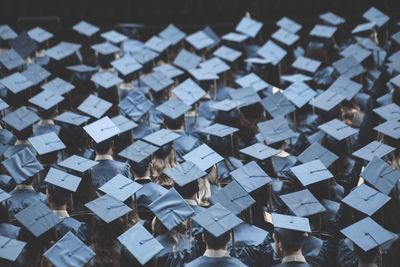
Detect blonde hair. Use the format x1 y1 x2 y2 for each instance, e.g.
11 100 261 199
151 217 188 252
151 147 177 187
196 165 219 206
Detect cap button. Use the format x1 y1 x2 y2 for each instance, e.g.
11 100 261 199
214 217 219 222
107 206 111 210
68 252 72 257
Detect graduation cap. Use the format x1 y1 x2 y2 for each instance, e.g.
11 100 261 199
257 40 287 66
156 99 191 120
119 91 153 122
21 64 51 86
185 30 214 51
83 116 120 144
340 44 371 64
173 78 206 106
290 159 333 186
310 91 346 112
111 56 142 77
78 94 112 119
28 132 65 155
67 64 98 81
2 106 39 132
283 82 317 108
340 217 393 252
199 57 230 75
0 49 25 71
0 25 17 40
373 103 400 121
221 32 249 43
229 86 261 107
44 232 95 267
15 200 61 237
277 17 302 33
352 141 395 162
57 155 98 173
297 143 338 168
272 213 311 233
363 7 390 28
188 68 219 82
262 92 296 118
164 161 207 187
159 24 186 45
118 140 158 163
73 21 99 37
183 144 223 171
342 184 390 216
85 194 132 223
292 56 321 74
235 16 263 38
131 48 159 65
239 142 279 161
118 223 164 266
333 56 365 79
28 27 53 43
0 188 11 203
392 31 400 45
144 36 171 53
319 12 345 26
54 111 90 126
91 42 120 55
272 28 299 47
192 203 243 237
0 98 9 111
142 71 174 92
143 129 181 147
280 189 326 217
153 63 184 79
149 188 194 230
10 31 38 59
46 42 81 61
326 76 362 101
111 115 138 134
1 72 33 94
309 24 337 39
352 22 377 35
101 30 128 44
0 236 26 262
213 46 242 63
42 77 75 95
28 90 64 111
99 174 142 202
230 161 272 193
318 119 358 141
201 123 238 138
210 99 243 112
235 73 268 92
44 167 82 192
374 120 400 139
257 117 296 145
173 49 201 71
91 71 123 89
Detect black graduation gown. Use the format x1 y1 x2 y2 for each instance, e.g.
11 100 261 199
90 159 132 188
273 263 312 267
185 256 248 267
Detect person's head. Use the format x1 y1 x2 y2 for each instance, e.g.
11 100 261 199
131 157 152 178
203 230 231 250
174 180 200 200
38 106 58 120
269 140 286 151
46 185 71 208
151 217 187 246
13 126 33 141
354 245 379 265
92 138 114 155
273 229 305 258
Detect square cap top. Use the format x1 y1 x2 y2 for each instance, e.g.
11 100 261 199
58 155 99 173
272 28 299 46
173 78 206 106
183 144 223 171
21 64 51 86
143 129 181 147
46 42 81 61
297 142 338 168
119 91 153 122
44 232 95 267
2 106 39 132
280 189 326 217
319 12 345 26
236 73 268 92
142 71 174 92
281 74 312 83
0 49 25 71
326 76 362 101
192 203 243 237
342 184 390 216
210 181 255 215
91 42 120 55
231 161 272 193
163 161 207 187
363 7 390 28
201 123 239 138
310 24 337 39
0 25 17 40
210 99 243 112
15 200 61 237
54 111 90 126
185 30 214 50
373 103 400 121
239 142 279 161
235 16 263 38
0 236 26 262
390 74 400 88
156 99 191 120
272 213 311 232
91 71 123 89
261 92 296 118
0 188 11 203
28 132 66 155
28 27 53 43
42 77 75 95
213 45 242 63
153 63 184 79
202 26 220 47
310 90 346 112
199 57 230 75
1 72 33 94
391 31 400 45
118 140 158 163
101 30 128 44
83 116 120 144
188 68 219 82
130 48 159 65
283 82 317 108
111 56 142 76
159 24 186 45
292 56 321 74
10 32 38 59
318 119 358 141
29 90 64 110
149 188 194 230
85 194 132 223
78 94 112 119
333 56 365 79
118 223 164 265
290 159 333 186
144 36 171 53
0 98 9 111
352 22 377 34
229 86 261 107
173 49 201 71
374 120 400 139
341 217 393 251
277 17 302 33
99 174 143 202
257 40 287 66
257 117 296 144
73 21 99 37
222 32 249 43
352 141 395 162
111 115 138 134
44 167 81 192
340 44 371 63
361 156 400 195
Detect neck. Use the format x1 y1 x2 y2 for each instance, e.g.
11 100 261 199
15 184 34 190
204 246 229 258
38 119 55 125
15 139 30 145
95 153 113 160
283 249 303 258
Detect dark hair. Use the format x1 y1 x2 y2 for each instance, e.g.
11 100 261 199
164 116 185 130
93 138 114 154
14 125 33 141
174 180 199 199
203 230 230 250
38 106 57 120
47 185 71 206
354 245 379 264
273 229 304 252
131 157 152 177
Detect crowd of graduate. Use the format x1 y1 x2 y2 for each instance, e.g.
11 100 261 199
0 4 400 267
